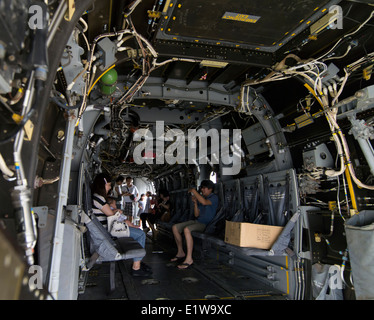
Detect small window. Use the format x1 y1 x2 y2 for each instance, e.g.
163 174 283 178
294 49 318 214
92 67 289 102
209 171 217 184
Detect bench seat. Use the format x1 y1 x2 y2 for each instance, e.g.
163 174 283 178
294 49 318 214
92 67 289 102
82 212 146 293
96 237 146 263
191 231 286 257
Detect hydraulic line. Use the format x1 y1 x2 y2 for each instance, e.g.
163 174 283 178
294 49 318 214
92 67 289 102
11 71 38 266
344 165 358 213
87 64 116 96
303 75 374 191
11 2 49 265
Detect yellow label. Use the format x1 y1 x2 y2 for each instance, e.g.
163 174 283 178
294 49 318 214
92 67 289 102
222 12 260 24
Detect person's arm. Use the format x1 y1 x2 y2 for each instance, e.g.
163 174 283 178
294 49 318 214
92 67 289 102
191 195 200 218
134 187 139 200
123 187 132 196
115 185 122 196
159 201 170 211
188 188 212 206
101 203 116 217
117 185 129 197
94 195 117 216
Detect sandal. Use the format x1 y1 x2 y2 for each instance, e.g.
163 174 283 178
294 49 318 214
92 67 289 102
170 255 185 262
177 262 193 269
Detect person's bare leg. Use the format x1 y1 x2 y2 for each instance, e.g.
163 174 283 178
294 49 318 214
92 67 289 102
171 224 185 260
178 227 193 268
132 260 141 270
147 218 158 240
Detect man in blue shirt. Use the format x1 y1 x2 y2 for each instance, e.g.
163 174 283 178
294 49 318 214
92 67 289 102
171 180 218 269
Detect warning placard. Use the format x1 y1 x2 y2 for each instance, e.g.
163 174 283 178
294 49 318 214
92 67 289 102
222 12 261 24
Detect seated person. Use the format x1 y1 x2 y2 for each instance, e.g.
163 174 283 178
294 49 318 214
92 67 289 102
91 173 151 276
171 180 218 269
146 190 171 240
159 190 172 222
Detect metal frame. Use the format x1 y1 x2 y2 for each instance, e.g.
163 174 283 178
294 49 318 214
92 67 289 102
155 0 342 54
47 109 78 299
130 77 293 173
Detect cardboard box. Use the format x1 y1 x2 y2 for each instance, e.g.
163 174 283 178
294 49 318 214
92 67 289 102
224 221 284 249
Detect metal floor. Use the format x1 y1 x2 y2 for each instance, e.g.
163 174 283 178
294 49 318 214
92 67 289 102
78 233 287 301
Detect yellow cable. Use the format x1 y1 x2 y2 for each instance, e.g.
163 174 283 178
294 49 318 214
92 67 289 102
87 64 116 96
303 83 323 107
303 82 360 211
345 164 358 214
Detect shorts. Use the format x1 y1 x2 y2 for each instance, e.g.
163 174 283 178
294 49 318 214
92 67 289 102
174 220 206 233
124 202 134 216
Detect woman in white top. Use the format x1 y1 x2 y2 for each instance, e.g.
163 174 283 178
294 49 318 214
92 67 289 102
137 194 147 228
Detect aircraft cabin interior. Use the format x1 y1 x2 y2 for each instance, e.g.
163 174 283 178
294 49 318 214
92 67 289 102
1 0 374 303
